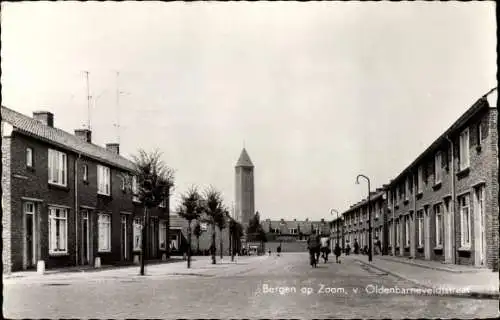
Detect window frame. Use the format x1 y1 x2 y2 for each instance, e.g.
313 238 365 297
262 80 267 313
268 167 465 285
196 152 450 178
132 176 140 202
405 216 410 247
83 164 88 182
417 210 424 247
97 165 111 196
434 151 442 184
98 213 112 252
48 149 68 187
434 204 443 247
459 194 471 248
417 166 423 193
48 206 68 255
26 147 33 168
459 128 470 170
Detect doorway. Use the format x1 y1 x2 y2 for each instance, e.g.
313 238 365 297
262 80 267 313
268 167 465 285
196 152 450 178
24 202 36 269
81 210 90 265
474 185 486 267
121 215 128 261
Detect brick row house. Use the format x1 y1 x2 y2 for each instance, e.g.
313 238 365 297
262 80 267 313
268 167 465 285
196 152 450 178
1 106 171 273
342 189 388 254
341 88 498 271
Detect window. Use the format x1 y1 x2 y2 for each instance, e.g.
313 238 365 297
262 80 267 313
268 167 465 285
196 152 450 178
49 207 68 254
24 202 35 214
477 121 483 144
405 216 410 247
435 204 443 247
388 222 393 246
98 214 111 252
434 152 442 184
405 178 410 200
121 176 126 191
26 148 33 167
459 128 470 170
132 176 139 202
417 166 423 193
133 218 142 251
417 210 424 247
48 149 67 186
159 221 167 250
395 220 400 247
289 228 298 234
97 165 111 195
459 194 471 248
83 164 88 182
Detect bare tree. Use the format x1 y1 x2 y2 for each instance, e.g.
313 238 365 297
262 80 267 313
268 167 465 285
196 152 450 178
131 149 175 276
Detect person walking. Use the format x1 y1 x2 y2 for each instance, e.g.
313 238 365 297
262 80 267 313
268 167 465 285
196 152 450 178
277 245 282 257
307 230 321 267
354 239 360 255
334 243 342 263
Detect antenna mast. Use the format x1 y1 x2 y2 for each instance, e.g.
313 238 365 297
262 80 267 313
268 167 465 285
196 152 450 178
84 71 92 130
115 71 121 144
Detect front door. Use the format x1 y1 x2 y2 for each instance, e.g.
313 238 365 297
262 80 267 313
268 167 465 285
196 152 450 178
81 211 90 265
121 215 128 261
24 202 36 269
474 186 486 267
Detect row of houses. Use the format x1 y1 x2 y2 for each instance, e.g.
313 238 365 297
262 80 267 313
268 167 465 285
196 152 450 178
1 106 181 273
332 88 498 271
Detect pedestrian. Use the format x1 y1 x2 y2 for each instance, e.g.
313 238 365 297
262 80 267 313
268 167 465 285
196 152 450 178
376 238 382 255
268 249 272 256
334 243 342 263
277 245 281 257
346 243 351 256
307 230 321 267
354 239 359 254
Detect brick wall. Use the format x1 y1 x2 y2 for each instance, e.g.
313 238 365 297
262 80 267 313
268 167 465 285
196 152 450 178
2 137 12 273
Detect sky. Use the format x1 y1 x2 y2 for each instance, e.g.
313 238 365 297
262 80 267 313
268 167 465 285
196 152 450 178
1 2 496 221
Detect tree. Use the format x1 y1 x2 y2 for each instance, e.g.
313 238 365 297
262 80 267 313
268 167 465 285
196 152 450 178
177 186 203 268
229 218 244 260
202 186 225 264
193 221 202 255
132 149 175 276
215 210 228 260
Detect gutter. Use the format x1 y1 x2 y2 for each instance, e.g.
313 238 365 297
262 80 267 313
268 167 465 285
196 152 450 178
445 136 456 265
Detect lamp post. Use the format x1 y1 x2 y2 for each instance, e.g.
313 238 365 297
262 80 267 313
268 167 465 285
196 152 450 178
356 174 372 262
330 209 340 247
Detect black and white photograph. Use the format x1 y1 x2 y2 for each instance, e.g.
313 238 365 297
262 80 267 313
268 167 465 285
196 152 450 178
1 1 498 319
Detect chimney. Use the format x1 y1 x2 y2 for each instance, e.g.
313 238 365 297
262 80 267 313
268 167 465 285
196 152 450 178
106 143 120 155
33 111 54 127
74 129 92 143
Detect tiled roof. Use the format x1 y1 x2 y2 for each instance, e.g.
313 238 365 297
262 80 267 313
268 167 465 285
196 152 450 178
342 190 385 215
235 148 253 167
1 106 135 171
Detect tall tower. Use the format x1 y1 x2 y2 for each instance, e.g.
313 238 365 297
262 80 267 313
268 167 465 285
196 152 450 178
235 148 255 230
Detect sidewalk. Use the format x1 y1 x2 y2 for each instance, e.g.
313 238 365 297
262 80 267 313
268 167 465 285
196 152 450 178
352 254 499 300
3 255 268 283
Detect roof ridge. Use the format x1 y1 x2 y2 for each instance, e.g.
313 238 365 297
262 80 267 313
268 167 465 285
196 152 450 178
1 105 135 171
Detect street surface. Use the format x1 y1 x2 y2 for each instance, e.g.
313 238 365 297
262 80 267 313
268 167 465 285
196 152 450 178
4 253 499 319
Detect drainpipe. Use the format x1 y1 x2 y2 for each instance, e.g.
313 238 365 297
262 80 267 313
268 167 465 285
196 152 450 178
445 135 456 265
390 188 395 256
412 169 417 259
75 153 81 266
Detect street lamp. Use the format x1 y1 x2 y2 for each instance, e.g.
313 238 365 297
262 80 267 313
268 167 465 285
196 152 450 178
356 174 373 262
330 209 340 247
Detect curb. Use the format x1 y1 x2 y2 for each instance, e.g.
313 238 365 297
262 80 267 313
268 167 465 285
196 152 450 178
378 256 489 274
354 258 499 300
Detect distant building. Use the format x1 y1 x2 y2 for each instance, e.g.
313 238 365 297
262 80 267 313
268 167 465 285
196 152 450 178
234 148 254 230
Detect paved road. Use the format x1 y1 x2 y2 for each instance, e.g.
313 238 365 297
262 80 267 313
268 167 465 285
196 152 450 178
4 253 499 319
